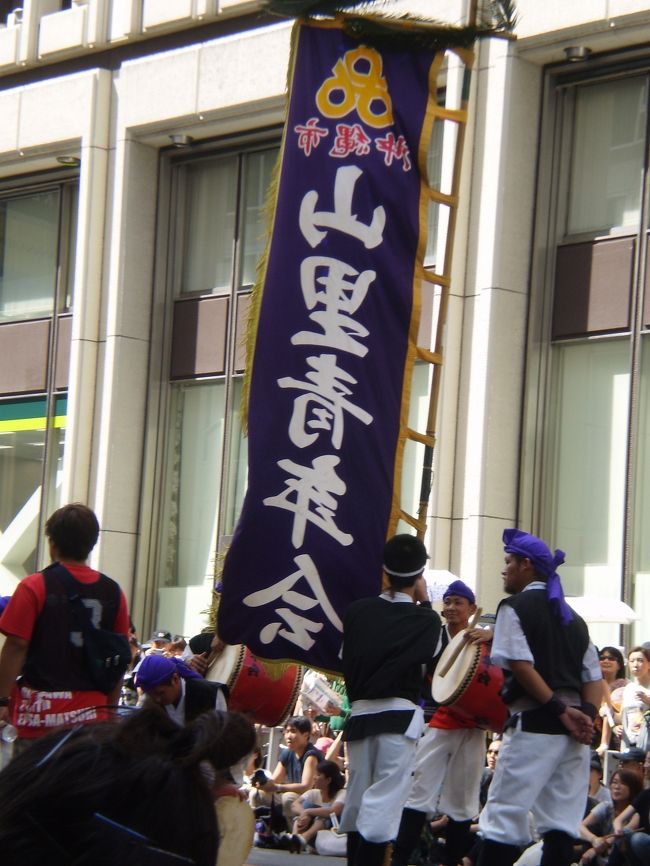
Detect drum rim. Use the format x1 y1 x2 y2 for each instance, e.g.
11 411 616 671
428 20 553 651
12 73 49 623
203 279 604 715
431 638 482 706
436 651 480 705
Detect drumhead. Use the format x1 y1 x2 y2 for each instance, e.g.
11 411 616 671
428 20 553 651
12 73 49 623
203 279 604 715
205 643 243 686
432 630 481 705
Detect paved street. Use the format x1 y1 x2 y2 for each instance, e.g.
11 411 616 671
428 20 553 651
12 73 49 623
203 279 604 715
245 845 346 865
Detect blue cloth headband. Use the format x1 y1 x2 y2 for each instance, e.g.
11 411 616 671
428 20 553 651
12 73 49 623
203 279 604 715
503 528 573 625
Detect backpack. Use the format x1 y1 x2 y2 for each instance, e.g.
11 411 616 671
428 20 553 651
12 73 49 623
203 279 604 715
54 564 131 694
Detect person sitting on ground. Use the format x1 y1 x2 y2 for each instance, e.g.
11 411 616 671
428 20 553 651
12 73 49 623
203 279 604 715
612 758 650 866
254 715 323 829
578 768 642 863
587 753 613 808
0 705 255 866
291 759 346 852
611 748 647 781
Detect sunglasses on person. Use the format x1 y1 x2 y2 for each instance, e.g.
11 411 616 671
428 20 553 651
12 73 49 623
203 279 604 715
599 655 617 661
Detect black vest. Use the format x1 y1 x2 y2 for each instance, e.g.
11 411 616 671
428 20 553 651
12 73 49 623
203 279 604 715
499 587 589 705
183 677 228 723
23 563 122 691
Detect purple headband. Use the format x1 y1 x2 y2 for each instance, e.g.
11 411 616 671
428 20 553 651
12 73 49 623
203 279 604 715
503 528 572 625
443 579 475 605
135 654 202 691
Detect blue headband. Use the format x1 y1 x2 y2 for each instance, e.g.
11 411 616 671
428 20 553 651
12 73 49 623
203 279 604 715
135 654 202 691
503 528 573 625
443 579 475 605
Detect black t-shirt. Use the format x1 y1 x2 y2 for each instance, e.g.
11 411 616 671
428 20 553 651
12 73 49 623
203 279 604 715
279 742 322 783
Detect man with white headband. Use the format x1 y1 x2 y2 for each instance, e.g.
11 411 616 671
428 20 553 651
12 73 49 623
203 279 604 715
476 529 602 866
339 533 441 866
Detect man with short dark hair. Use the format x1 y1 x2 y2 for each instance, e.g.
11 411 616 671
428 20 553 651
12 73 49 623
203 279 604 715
0 503 130 743
339 533 441 866
255 715 323 826
476 529 602 866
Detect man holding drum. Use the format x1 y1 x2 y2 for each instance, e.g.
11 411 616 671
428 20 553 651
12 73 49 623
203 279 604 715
392 579 496 866
339 533 441 866
476 529 602 866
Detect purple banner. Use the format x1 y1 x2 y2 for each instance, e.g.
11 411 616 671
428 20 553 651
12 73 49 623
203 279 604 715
218 20 438 672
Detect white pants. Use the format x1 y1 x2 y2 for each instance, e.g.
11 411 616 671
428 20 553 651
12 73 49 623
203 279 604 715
406 726 485 820
340 732 418 844
478 722 589 846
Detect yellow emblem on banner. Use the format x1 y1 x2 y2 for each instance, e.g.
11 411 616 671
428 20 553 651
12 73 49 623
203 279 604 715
316 46 393 128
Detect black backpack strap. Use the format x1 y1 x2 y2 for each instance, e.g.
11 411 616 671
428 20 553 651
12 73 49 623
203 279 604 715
45 562 120 633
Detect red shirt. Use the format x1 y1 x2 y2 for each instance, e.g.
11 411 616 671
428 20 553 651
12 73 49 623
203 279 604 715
0 565 130 738
0 564 129 640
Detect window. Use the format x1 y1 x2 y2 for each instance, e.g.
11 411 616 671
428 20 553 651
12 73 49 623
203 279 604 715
0 395 66 582
0 175 77 587
0 182 77 322
154 141 277 637
530 69 650 645
567 77 646 236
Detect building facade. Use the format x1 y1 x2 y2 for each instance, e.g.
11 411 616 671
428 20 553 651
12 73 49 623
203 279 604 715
0 0 648 649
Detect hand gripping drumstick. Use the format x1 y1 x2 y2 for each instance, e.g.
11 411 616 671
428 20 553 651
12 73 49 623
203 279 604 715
436 607 483 679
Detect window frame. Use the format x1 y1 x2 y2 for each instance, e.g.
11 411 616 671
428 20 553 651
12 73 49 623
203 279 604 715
521 53 650 646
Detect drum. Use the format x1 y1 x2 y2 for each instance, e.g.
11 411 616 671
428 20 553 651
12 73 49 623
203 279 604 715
432 631 508 732
206 644 303 727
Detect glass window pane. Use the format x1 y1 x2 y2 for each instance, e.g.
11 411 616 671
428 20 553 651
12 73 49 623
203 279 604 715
64 185 79 311
543 340 629 644
632 337 650 643
0 190 60 321
0 396 63 583
424 118 444 267
239 147 278 288
160 382 225 589
222 377 248 538
180 157 238 295
567 77 647 236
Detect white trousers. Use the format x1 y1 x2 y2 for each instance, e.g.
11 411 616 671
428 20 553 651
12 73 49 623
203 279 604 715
478 722 589 846
340 732 418 844
405 726 486 820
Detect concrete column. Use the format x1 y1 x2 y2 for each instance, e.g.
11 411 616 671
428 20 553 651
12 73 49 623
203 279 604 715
450 38 542 613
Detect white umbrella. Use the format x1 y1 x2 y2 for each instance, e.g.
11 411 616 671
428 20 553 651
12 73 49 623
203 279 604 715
422 569 474 603
566 596 638 625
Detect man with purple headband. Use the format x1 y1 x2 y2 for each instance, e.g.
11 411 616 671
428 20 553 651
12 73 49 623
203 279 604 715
136 654 228 722
392 579 493 866
476 529 602 866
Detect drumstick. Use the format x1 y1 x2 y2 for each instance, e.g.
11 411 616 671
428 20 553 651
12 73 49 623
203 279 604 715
437 607 483 679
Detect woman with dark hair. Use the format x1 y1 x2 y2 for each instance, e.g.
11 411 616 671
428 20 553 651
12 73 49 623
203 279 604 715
597 647 628 753
578 768 642 863
617 648 650 751
0 706 256 866
291 759 346 851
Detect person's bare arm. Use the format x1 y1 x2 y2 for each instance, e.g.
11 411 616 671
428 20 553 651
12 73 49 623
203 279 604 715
260 760 287 792
0 635 28 723
268 752 319 796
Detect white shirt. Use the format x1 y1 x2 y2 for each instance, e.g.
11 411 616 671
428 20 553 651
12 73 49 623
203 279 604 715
164 676 227 726
491 581 601 682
